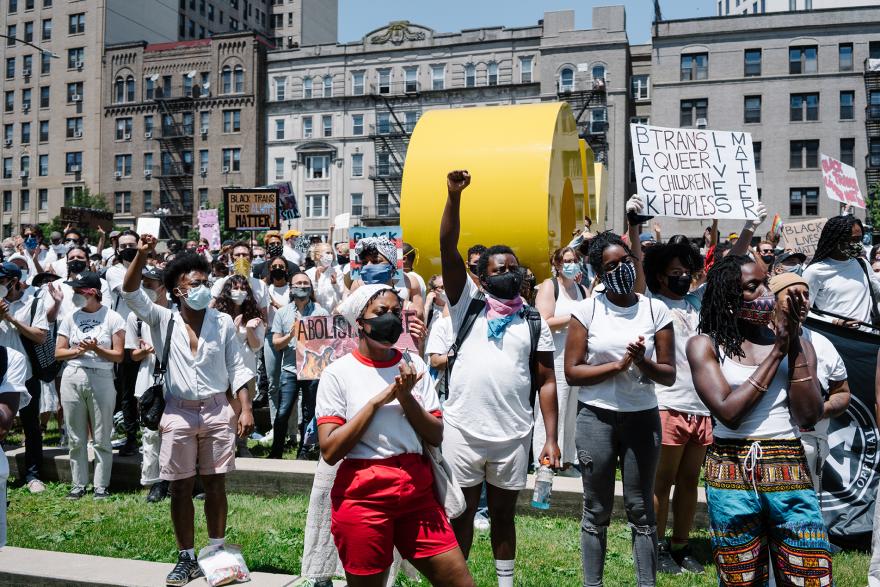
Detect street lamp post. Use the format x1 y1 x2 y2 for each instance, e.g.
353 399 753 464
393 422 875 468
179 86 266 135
0 34 60 58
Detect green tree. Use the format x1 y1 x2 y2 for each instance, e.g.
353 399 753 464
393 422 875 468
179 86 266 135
40 186 111 246
869 182 880 231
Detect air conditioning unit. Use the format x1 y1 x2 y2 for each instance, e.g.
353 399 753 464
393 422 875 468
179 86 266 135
72 94 82 102
144 131 152 139
22 68 30 77
221 166 230 173
3 139 11 147
22 102 30 112
144 169 152 177
70 164 80 172
114 171 122 178
696 118 708 129
200 128 208 137
75 61 83 70
123 133 131 140
73 130 82 138
19 170 28 178
200 167 207 176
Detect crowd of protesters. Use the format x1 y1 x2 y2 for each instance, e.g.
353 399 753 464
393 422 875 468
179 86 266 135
1 168 879 586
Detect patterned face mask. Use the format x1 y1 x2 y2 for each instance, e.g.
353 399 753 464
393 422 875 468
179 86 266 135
738 293 776 325
601 261 636 295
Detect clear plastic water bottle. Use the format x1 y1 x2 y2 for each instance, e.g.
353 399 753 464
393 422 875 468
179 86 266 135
531 458 553 510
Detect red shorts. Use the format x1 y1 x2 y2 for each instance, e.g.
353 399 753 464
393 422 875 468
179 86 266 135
659 409 713 446
330 453 459 576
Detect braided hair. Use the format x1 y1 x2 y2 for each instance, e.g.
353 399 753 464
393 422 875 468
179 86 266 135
587 231 630 276
698 254 754 359
808 215 862 266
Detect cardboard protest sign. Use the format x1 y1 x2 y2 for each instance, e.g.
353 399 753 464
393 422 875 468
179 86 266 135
136 217 161 239
223 188 279 231
780 218 828 259
630 123 760 220
294 311 419 380
260 181 300 224
60 207 114 232
821 154 865 209
348 226 404 282
197 209 221 250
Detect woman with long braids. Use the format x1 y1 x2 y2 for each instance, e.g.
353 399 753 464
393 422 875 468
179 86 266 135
803 214 880 326
687 254 830 586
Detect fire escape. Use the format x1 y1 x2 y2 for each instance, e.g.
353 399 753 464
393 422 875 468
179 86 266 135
154 91 195 238
865 58 880 194
558 78 608 164
366 79 420 226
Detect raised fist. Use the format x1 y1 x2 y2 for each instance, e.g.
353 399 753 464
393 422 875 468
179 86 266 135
447 170 471 194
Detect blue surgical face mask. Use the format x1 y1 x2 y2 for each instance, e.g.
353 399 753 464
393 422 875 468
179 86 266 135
182 284 211 311
561 262 581 279
360 263 394 285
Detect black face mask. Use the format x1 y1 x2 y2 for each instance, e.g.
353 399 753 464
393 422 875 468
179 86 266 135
118 248 138 263
68 260 87 275
665 274 691 297
760 254 775 265
270 268 288 282
337 254 349 266
266 243 283 258
361 312 404 345
483 270 523 300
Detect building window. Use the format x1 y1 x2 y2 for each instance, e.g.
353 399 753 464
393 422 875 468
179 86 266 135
65 152 82 173
3 125 11 144
39 86 48 108
305 154 329 179
520 57 533 83
378 69 390 94
790 140 820 169
66 117 82 138
351 153 363 177
20 155 29 175
114 191 132 214
352 72 364 96
68 13 84 34
323 75 332 98
870 138 880 167
1 159 10 179
144 115 154 135
198 188 208 208
274 77 285 101
20 122 30 144
161 75 172 98
197 150 206 173
39 120 48 142
2 191 10 212
115 154 132 177
20 190 29 211
302 117 312 138
274 118 285 140
753 141 762 170
744 49 762 77
744 96 761 123
680 99 708 127
840 138 855 166
233 66 243 93
790 187 819 216
115 118 132 140
322 115 332 137
38 188 47 209
21 55 31 77
558 67 574 92
377 112 390 134
221 148 240 172
143 190 152 212
40 52 50 75
405 67 418 92
631 75 649 100
66 82 83 103
840 91 855 120
197 111 208 134
790 93 819 121
789 46 818 75
680 53 708 81
6 0 15 13
351 193 363 216
305 194 328 218
488 63 498 86
21 88 30 110
376 193 392 217
352 114 364 136
376 152 391 176
23 21 32 42
6 25 14 47
5 58 13 80
303 76 313 98
221 66 232 94
274 157 284 180
839 43 854 72
182 73 193 97
144 152 154 174
145 77 155 100
222 109 241 133
67 47 84 70
465 64 476 88
3 91 12 113
431 65 444 90
404 111 418 132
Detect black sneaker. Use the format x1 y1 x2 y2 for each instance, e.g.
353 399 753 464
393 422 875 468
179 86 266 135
166 551 202 586
66 486 87 500
658 541 683 575
671 543 705 574
147 480 170 503
93 488 111 500
119 439 139 457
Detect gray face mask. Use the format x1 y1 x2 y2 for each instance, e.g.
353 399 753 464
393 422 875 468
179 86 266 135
783 263 804 277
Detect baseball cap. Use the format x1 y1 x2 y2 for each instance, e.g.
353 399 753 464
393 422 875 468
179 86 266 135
49 231 63 242
0 262 22 280
769 272 808 296
31 272 62 288
109 230 121 239
65 271 102 290
142 266 164 282
639 233 655 243
775 251 807 266
284 229 301 240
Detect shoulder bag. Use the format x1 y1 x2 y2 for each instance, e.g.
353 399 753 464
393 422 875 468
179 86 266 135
138 316 175 431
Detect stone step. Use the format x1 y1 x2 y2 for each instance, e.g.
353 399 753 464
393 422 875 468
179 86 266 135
5 446 708 526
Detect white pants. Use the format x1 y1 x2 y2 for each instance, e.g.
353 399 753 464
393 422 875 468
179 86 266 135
0 450 8 547
533 356 578 467
60 365 117 490
800 432 828 495
140 427 161 486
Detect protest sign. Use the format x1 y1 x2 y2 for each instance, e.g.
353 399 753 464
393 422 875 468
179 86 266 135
136 217 161 239
333 213 351 230
821 154 865 209
630 123 760 220
197 209 221 250
60 207 114 232
780 218 828 259
348 226 404 281
261 181 300 224
223 188 279 231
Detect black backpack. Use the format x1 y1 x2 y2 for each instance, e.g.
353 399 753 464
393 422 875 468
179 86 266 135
20 293 62 383
440 292 543 405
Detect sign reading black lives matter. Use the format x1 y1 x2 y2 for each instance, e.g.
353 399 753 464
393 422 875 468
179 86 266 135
223 188 280 231
630 123 760 220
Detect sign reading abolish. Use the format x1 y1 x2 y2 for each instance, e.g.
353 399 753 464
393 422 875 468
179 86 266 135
223 188 279 230
821 154 865 209
630 123 760 220
60 207 114 232
780 218 828 259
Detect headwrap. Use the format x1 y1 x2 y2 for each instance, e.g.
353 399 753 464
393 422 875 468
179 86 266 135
338 284 392 329
355 236 398 268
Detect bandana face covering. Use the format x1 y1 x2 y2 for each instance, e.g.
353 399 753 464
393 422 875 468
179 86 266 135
840 240 863 259
738 293 776 325
602 262 636 296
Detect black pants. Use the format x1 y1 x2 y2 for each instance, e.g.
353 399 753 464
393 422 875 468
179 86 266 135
116 354 139 440
20 376 44 482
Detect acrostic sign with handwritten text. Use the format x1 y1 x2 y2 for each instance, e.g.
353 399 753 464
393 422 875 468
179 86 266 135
821 154 865 209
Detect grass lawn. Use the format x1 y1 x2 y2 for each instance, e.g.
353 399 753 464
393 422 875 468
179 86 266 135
6 482 871 586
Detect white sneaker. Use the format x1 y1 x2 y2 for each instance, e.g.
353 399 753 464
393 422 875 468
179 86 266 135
26 479 46 494
473 513 491 532
258 429 274 447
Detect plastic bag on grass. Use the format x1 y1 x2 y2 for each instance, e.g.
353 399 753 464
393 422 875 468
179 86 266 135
197 543 251 586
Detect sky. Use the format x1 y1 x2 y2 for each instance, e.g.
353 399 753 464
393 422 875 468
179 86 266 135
338 0 717 46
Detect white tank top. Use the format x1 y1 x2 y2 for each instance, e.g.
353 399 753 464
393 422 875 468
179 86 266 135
552 279 585 359
714 351 797 440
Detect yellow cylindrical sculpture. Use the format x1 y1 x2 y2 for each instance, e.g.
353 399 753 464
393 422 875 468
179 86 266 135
401 102 583 282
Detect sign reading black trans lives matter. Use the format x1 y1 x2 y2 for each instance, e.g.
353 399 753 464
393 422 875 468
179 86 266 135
223 188 280 231
630 123 760 220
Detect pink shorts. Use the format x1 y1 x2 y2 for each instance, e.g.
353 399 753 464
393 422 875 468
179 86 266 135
659 409 713 446
330 454 459 576
158 393 237 481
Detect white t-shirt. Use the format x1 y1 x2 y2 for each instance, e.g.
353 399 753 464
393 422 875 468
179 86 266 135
1 347 30 409
315 350 441 460
58 305 125 370
801 328 847 439
266 283 290 326
0 287 48 369
803 257 880 324
210 275 269 309
425 315 453 357
233 314 265 372
444 277 554 442
57 279 112 322
571 294 672 412
648 289 709 415
124 312 156 398
305 265 346 313
104 263 131 320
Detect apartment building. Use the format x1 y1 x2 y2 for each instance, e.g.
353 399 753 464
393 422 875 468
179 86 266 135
717 0 879 17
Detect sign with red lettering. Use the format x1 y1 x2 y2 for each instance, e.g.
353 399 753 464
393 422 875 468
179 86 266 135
780 218 828 260
821 154 865 209
630 123 760 220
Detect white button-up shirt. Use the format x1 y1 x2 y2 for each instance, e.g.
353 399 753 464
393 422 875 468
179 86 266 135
122 287 254 400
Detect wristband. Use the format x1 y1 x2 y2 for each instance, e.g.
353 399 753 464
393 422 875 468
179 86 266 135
747 376 768 394
790 376 813 384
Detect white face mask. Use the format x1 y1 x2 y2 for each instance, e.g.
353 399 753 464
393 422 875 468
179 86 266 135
1 247 14 259
52 243 68 255
19 270 28 283
229 290 247 306
144 287 158 303
319 253 333 267
72 293 87 308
